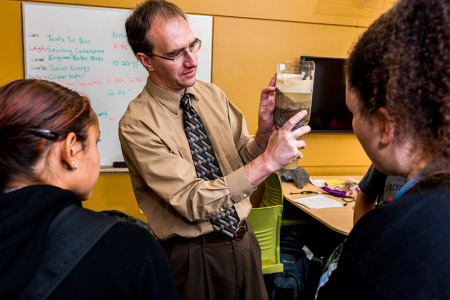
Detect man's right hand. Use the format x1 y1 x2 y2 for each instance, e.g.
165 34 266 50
263 110 311 169
245 110 311 188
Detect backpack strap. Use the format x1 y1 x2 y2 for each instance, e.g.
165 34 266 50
21 205 118 299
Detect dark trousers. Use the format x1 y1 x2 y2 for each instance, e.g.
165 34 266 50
160 222 268 300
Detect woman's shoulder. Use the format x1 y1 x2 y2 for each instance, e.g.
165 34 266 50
97 214 164 258
345 181 450 264
105 219 158 247
51 210 178 299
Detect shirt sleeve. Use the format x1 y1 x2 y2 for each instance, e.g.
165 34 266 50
224 96 264 164
358 164 388 196
119 114 255 223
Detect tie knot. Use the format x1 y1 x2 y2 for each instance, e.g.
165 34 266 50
180 93 190 110
180 93 195 115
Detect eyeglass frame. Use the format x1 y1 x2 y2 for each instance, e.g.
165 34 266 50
144 38 202 63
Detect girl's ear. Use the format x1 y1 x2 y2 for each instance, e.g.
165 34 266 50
376 107 395 145
136 53 155 71
61 132 79 170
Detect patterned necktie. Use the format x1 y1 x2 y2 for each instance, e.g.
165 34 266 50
180 93 240 237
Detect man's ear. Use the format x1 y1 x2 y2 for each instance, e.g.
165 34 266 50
61 132 80 170
376 107 395 145
136 53 154 71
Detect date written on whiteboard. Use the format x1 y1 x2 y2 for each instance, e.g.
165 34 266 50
112 59 140 69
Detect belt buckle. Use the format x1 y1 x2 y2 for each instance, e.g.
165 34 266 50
234 223 247 241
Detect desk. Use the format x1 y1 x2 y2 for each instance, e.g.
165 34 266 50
282 176 361 236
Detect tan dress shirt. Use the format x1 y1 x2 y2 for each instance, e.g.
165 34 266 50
119 78 263 240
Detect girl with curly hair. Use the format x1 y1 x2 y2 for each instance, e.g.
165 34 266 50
316 0 450 298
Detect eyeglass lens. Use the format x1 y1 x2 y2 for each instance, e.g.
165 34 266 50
173 39 201 63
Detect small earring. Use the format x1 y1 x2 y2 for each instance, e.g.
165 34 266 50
73 161 78 170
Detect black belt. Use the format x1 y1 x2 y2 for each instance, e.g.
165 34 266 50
162 221 248 245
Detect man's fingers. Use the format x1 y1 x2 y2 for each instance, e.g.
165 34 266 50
262 86 276 95
293 125 311 140
281 110 307 132
268 73 277 87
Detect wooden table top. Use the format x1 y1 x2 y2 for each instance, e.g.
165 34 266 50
282 175 362 235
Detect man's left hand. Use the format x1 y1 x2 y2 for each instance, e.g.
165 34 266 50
255 74 277 150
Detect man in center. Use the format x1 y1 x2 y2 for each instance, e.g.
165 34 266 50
119 1 310 299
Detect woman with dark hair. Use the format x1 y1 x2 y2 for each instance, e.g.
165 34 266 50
316 0 450 298
0 79 178 299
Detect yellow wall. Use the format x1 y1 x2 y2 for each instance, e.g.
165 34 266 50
86 173 148 221
0 0 387 220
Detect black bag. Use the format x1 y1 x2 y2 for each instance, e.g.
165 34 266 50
271 230 324 300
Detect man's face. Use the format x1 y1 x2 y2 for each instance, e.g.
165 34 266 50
147 16 198 94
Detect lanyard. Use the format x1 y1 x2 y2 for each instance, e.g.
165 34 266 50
3 187 22 194
393 161 440 200
393 175 419 200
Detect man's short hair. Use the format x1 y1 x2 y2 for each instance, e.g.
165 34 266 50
125 0 186 55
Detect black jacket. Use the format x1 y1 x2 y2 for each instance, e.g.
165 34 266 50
317 182 450 299
0 185 179 299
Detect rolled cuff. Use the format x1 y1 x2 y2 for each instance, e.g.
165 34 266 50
224 166 255 204
240 138 264 164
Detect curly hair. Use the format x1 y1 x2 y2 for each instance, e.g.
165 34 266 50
0 79 96 193
346 0 450 184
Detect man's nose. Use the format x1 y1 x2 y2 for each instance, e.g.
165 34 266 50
183 50 198 67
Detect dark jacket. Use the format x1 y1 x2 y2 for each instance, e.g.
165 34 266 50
0 185 179 299
317 181 450 299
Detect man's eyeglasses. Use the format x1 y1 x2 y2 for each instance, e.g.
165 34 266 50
145 38 202 63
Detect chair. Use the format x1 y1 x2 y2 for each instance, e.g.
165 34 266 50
247 205 284 274
260 172 309 227
260 172 284 207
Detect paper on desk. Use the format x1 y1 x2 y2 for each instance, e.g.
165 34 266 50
294 195 343 209
309 179 327 188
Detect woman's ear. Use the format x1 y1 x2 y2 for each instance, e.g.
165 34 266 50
376 107 395 145
61 132 80 170
136 53 154 71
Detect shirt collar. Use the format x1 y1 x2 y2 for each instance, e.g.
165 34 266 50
145 77 199 115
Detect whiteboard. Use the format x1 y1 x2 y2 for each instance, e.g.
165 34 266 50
23 2 213 167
